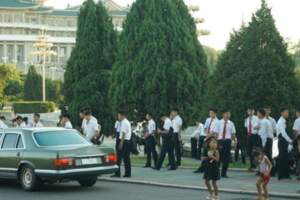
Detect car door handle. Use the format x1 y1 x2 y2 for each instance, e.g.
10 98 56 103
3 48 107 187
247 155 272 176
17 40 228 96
16 152 20 157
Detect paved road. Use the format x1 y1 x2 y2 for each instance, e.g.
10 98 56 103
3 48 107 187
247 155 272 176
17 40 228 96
0 180 284 200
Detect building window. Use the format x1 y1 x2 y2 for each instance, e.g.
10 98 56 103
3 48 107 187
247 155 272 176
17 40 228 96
4 14 12 23
14 14 23 23
7 45 14 63
17 45 25 63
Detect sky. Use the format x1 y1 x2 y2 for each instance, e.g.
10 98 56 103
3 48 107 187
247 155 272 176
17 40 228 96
45 0 300 50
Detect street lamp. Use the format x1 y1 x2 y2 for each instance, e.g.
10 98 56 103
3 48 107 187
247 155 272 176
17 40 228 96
32 28 57 102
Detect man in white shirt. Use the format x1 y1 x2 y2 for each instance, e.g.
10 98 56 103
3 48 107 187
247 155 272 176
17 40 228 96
32 113 44 128
144 113 158 168
194 109 219 173
81 109 101 143
113 110 132 178
264 106 277 138
171 108 183 167
61 114 73 129
257 109 273 159
276 108 292 180
244 107 260 170
190 120 205 159
293 108 300 138
155 114 176 170
15 116 27 128
213 110 236 178
0 116 8 129
114 119 121 152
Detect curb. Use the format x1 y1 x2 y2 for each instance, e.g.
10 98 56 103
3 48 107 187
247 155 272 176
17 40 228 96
98 177 300 199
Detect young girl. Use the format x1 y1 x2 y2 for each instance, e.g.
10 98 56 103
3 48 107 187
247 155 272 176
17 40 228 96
203 137 220 200
254 150 273 200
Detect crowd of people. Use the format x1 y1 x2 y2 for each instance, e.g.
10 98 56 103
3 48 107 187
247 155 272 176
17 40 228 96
1 106 300 200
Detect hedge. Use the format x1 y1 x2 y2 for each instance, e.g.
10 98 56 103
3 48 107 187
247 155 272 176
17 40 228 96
13 101 56 114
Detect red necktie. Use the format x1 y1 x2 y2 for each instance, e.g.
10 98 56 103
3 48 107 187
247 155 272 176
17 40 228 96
248 117 252 136
222 120 228 140
208 119 213 133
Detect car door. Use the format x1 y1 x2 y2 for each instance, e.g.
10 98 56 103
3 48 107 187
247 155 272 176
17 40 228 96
0 132 24 179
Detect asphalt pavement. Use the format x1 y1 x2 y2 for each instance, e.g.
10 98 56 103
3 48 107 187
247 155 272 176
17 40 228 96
0 180 284 200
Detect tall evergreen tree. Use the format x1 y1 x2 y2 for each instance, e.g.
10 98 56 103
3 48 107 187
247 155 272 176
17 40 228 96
24 65 42 101
207 0 298 136
110 0 208 123
64 0 117 134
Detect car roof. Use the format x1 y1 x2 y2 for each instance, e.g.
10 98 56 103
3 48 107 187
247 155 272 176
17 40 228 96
1 127 70 134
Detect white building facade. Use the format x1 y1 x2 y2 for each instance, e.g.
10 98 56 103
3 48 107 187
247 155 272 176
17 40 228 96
0 0 127 80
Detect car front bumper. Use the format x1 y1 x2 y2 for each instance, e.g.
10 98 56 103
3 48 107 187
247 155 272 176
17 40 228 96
35 165 118 180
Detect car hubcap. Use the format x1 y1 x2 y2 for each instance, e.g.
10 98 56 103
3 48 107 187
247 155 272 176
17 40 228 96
23 169 32 187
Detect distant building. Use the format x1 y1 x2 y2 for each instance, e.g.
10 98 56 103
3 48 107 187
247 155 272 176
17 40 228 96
0 0 128 80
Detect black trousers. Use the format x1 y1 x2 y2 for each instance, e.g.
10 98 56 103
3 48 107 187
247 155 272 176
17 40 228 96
174 133 182 166
234 142 246 164
115 132 120 152
145 136 158 167
156 137 176 169
219 139 232 177
278 135 290 180
264 138 273 161
247 134 262 169
191 137 198 159
116 140 131 177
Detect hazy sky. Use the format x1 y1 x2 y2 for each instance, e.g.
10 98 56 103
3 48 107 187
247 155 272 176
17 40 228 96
45 0 300 50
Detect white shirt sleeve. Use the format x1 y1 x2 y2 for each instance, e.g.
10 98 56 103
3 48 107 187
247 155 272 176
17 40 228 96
293 119 300 132
212 120 220 134
277 119 292 143
231 122 236 135
0 120 8 129
65 121 73 129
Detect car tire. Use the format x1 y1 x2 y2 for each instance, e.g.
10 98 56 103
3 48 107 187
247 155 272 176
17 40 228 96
78 178 97 187
19 165 40 191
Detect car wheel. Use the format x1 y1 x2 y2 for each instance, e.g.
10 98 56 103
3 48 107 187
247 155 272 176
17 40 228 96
19 165 40 191
78 178 97 187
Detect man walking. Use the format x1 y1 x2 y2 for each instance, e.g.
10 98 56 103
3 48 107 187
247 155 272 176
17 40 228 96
244 107 260 171
276 108 293 180
213 110 236 178
190 120 205 159
81 109 100 143
171 108 183 167
113 110 132 178
144 113 158 168
155 114 176 170
257 109 273 160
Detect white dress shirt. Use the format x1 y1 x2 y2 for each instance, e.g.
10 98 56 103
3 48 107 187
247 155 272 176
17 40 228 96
82 116 99 141
163 118 172 131
191 123 205 138
114 121 121 132
293 117 300 136
276 117 292 144
64 121 73 129
147 119 156 135
213 119 236 140
204 117 219 134
16 122 27 128
119 118 132 140
258 118 272 147
0 120 8 129
244 115 259 135
267 116 277 137
32 121 44 128
172 115 183 133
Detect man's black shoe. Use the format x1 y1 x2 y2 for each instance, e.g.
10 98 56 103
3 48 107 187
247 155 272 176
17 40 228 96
168 167 176 171
221 175 229 178
123 175 131 178
152 167 160 171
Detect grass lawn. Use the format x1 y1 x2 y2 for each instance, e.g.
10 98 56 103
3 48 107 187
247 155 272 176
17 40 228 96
130 155 248 169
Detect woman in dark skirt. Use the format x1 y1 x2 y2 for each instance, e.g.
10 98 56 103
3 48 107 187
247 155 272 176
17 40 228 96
203 137 220 200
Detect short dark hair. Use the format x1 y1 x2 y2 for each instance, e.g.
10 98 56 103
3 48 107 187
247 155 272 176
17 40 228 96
222 109 230 114
253 148 264 157
34 113 40 118
84 108 92 116
62 113 70 119
172 108 179 112
209 108 218 113
258 109 266 116
159 113 166 118
280 107 288 113
16 116 23 121
146 112 153 118
118 110 127 116
0 116 5 120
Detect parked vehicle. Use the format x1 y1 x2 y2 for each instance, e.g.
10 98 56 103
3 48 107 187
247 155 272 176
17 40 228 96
0 127 118 191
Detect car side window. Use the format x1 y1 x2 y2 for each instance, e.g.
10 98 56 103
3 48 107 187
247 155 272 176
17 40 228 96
2 133 18 149
17 136 24 149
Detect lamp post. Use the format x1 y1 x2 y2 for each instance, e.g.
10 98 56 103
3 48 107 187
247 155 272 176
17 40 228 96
32 28 57 102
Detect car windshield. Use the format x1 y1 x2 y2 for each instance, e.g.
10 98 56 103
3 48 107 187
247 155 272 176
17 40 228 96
34 130 89 147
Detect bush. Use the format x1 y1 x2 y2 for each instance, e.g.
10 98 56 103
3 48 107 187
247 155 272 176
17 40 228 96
13 101 56 114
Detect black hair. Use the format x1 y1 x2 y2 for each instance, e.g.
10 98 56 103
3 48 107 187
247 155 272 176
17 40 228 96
146 112 153 118
23 117 28 123
258 109 266 116
280 107 288 113
34 113 40 118
172 108 179 112
118 110 127 116
209 108 218 113
0 116 5 120
16 116 23 121
62 113 71 119
159 113 166 118
84 108 92 116
253 148 264 157
222 109 230 114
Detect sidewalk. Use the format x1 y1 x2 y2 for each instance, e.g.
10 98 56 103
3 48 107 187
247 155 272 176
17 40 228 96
100 167 300 199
